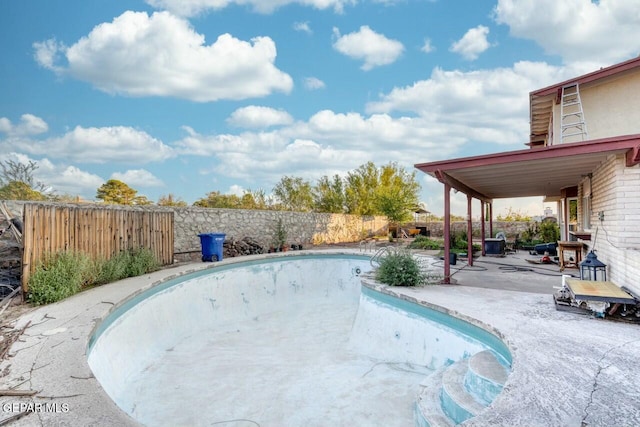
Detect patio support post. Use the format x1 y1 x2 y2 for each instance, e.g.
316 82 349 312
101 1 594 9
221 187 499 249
467 194 473 266
443 183 451 284
489 203 494 238
481 201 486 256
559 200 566 241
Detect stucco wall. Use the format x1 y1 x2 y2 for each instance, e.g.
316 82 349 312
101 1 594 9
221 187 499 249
579 154 640 296
551 72 640 144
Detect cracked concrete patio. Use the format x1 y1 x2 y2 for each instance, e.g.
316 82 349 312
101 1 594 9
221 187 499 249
1 249 639 426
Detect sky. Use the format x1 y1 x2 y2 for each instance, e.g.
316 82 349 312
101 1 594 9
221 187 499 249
2 0 640 218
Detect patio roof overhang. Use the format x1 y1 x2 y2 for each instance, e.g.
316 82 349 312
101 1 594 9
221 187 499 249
415 134 640 202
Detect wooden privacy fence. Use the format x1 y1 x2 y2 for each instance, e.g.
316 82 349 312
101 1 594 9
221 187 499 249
21 204 174 291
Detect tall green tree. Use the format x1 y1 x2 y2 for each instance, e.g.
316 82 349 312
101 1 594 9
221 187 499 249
313 174 345 213
273 176 313 212
0 181 47 201
239 189 269 210
96 179 138 205
344 161 420 221
345 161 380 215
375 162 420 224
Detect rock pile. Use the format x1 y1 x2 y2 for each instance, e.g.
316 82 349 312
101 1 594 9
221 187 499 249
223 236 265 258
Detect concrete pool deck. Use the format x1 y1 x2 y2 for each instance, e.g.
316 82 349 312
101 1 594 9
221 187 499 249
1 248 639 426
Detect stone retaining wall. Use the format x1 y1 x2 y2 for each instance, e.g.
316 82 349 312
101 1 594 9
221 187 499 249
1 200 536 261
0 201 388 261
419 221 533 239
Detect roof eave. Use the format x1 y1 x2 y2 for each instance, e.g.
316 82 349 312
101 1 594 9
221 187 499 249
415 134 640 174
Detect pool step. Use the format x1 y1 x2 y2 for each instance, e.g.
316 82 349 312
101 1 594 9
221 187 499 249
465 350 509 406
441 359 485 423
416 350 509 426
414 366 454 427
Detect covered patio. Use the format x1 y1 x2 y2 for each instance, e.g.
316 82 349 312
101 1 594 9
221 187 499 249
415 135 640 283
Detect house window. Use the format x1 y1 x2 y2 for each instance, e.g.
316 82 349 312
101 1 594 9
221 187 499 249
568 198 578 231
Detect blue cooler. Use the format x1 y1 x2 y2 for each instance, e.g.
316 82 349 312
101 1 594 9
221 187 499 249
198 233 226 262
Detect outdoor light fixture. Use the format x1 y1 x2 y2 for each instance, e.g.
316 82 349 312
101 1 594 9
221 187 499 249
580 250 607 281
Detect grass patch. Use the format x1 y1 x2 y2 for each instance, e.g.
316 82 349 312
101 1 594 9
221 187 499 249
28 248 160 305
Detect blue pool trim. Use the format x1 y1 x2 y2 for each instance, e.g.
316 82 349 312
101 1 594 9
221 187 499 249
361 286 512 366
87 253 370 353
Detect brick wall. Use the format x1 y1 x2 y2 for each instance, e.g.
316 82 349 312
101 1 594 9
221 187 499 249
582 154 640 296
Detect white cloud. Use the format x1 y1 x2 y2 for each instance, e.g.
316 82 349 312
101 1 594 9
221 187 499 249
145 0 356 16
40 162 106 197
0 114 49 136
421 38 434 54
332 26 404 71
227 184 245 196
303 77 326 90
111 169 164 187
8 125 175 164
171 59 592 193
227 106 294 129
494 0 640 65
33 39 65 73
293 21 312 34
450 25 491 60
34 11 293 102
366 61 583 143
175 109 456 185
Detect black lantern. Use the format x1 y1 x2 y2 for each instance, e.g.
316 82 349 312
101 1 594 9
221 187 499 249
580 251 607 281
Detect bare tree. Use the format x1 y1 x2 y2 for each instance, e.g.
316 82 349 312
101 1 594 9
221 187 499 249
0 159 49 193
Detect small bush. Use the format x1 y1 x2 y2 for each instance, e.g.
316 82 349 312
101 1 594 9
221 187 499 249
94 252 129 284
408 235 442 250
95 248 159 284
126 248 159 277
29 248 160 305
376 251 426 287
28 251 97 305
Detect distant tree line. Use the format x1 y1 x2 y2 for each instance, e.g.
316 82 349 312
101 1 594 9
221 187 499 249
0 160 422 224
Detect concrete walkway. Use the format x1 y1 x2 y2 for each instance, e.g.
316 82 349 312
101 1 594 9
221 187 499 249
1 249 639 426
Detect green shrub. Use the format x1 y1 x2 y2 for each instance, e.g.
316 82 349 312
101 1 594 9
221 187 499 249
28 251 97 305
94 252 129 284
376 251 426 287
408 235 442 250
29 247 160 305
539 221 560 243
95 248 159 284
126 248 159 277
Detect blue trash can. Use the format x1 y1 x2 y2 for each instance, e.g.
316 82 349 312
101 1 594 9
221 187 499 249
198 233 226 262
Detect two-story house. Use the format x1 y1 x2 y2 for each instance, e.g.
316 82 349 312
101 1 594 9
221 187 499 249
415 56 640 296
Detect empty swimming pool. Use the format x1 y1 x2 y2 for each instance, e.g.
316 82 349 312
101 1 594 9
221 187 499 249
87 253 510 426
